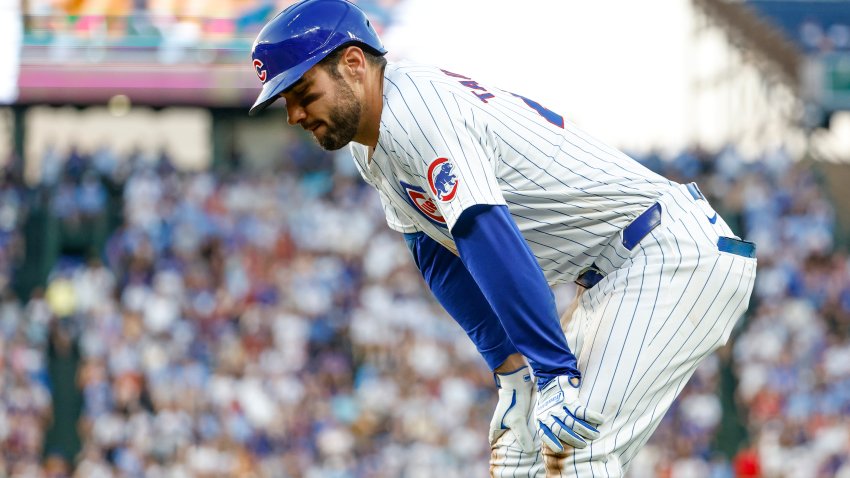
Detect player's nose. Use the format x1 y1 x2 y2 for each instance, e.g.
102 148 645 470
286 104 306 126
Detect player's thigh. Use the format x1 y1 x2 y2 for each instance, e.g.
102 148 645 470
554 243 754 475
612 249 755 469
560 286 588 356
489 429 544 478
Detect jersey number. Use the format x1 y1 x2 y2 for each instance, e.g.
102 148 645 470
511 93 565 129
440 69 564 129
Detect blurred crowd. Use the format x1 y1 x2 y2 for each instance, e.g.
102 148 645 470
22 0 404 64
630 146 850 478
746 1 850 54
0 138 848 478
800 19 850 53
2 144 497 477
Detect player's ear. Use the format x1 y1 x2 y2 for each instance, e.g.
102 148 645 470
340 45 367 81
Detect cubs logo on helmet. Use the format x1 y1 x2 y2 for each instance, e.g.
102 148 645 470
253 59 267 82
400 181 447 227
427 158 459 202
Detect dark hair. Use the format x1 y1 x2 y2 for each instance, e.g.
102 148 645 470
317 43 387 79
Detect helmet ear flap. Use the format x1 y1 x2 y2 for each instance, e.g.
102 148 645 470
249 0 387 115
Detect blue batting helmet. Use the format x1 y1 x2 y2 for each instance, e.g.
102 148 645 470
249 0 387 116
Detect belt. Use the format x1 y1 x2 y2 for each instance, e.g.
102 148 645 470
575 202 662 289
718 236 756 258
685 182 705 201
575 182 756 289
687 182 756 258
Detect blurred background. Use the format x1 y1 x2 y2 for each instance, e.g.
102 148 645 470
0 0 849 476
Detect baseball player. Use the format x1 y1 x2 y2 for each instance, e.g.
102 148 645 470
248 1 758 476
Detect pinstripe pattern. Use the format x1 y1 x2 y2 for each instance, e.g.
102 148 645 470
490 428 545 478
350 62 674 279
349 62 756 476
545 186 756 477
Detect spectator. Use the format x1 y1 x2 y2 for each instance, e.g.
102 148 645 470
1 141 848 476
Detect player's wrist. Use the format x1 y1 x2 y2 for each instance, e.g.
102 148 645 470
494 353 527 374
535 368 582 390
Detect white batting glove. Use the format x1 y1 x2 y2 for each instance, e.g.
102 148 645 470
488 366 536 453
535 375 604 452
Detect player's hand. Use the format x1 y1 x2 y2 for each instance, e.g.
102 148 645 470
488 366 536 453
534 375 604 452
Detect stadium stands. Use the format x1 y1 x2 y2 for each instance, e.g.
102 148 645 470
1 138 848 477
747 1 850 53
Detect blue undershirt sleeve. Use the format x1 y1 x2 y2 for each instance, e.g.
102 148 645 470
403 232 519 371
451 204 580 386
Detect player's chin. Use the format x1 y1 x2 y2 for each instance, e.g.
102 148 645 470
315 134 344 151
315 128 355 151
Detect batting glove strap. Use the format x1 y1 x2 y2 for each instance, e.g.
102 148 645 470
493 365 532 388
534 375 605 453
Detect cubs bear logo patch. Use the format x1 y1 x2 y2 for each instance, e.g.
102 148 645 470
400 181 447 228
427 157 459 202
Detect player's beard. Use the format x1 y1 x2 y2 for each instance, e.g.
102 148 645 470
314 78 361 151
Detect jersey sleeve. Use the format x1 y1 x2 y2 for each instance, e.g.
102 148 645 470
403 231 517 370
385 74 506 231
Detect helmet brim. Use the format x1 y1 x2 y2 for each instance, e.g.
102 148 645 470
248 54 324 116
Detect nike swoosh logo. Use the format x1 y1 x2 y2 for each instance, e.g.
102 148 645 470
708 213 718 224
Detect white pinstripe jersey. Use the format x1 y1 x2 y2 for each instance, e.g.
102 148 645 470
350 61 676 284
